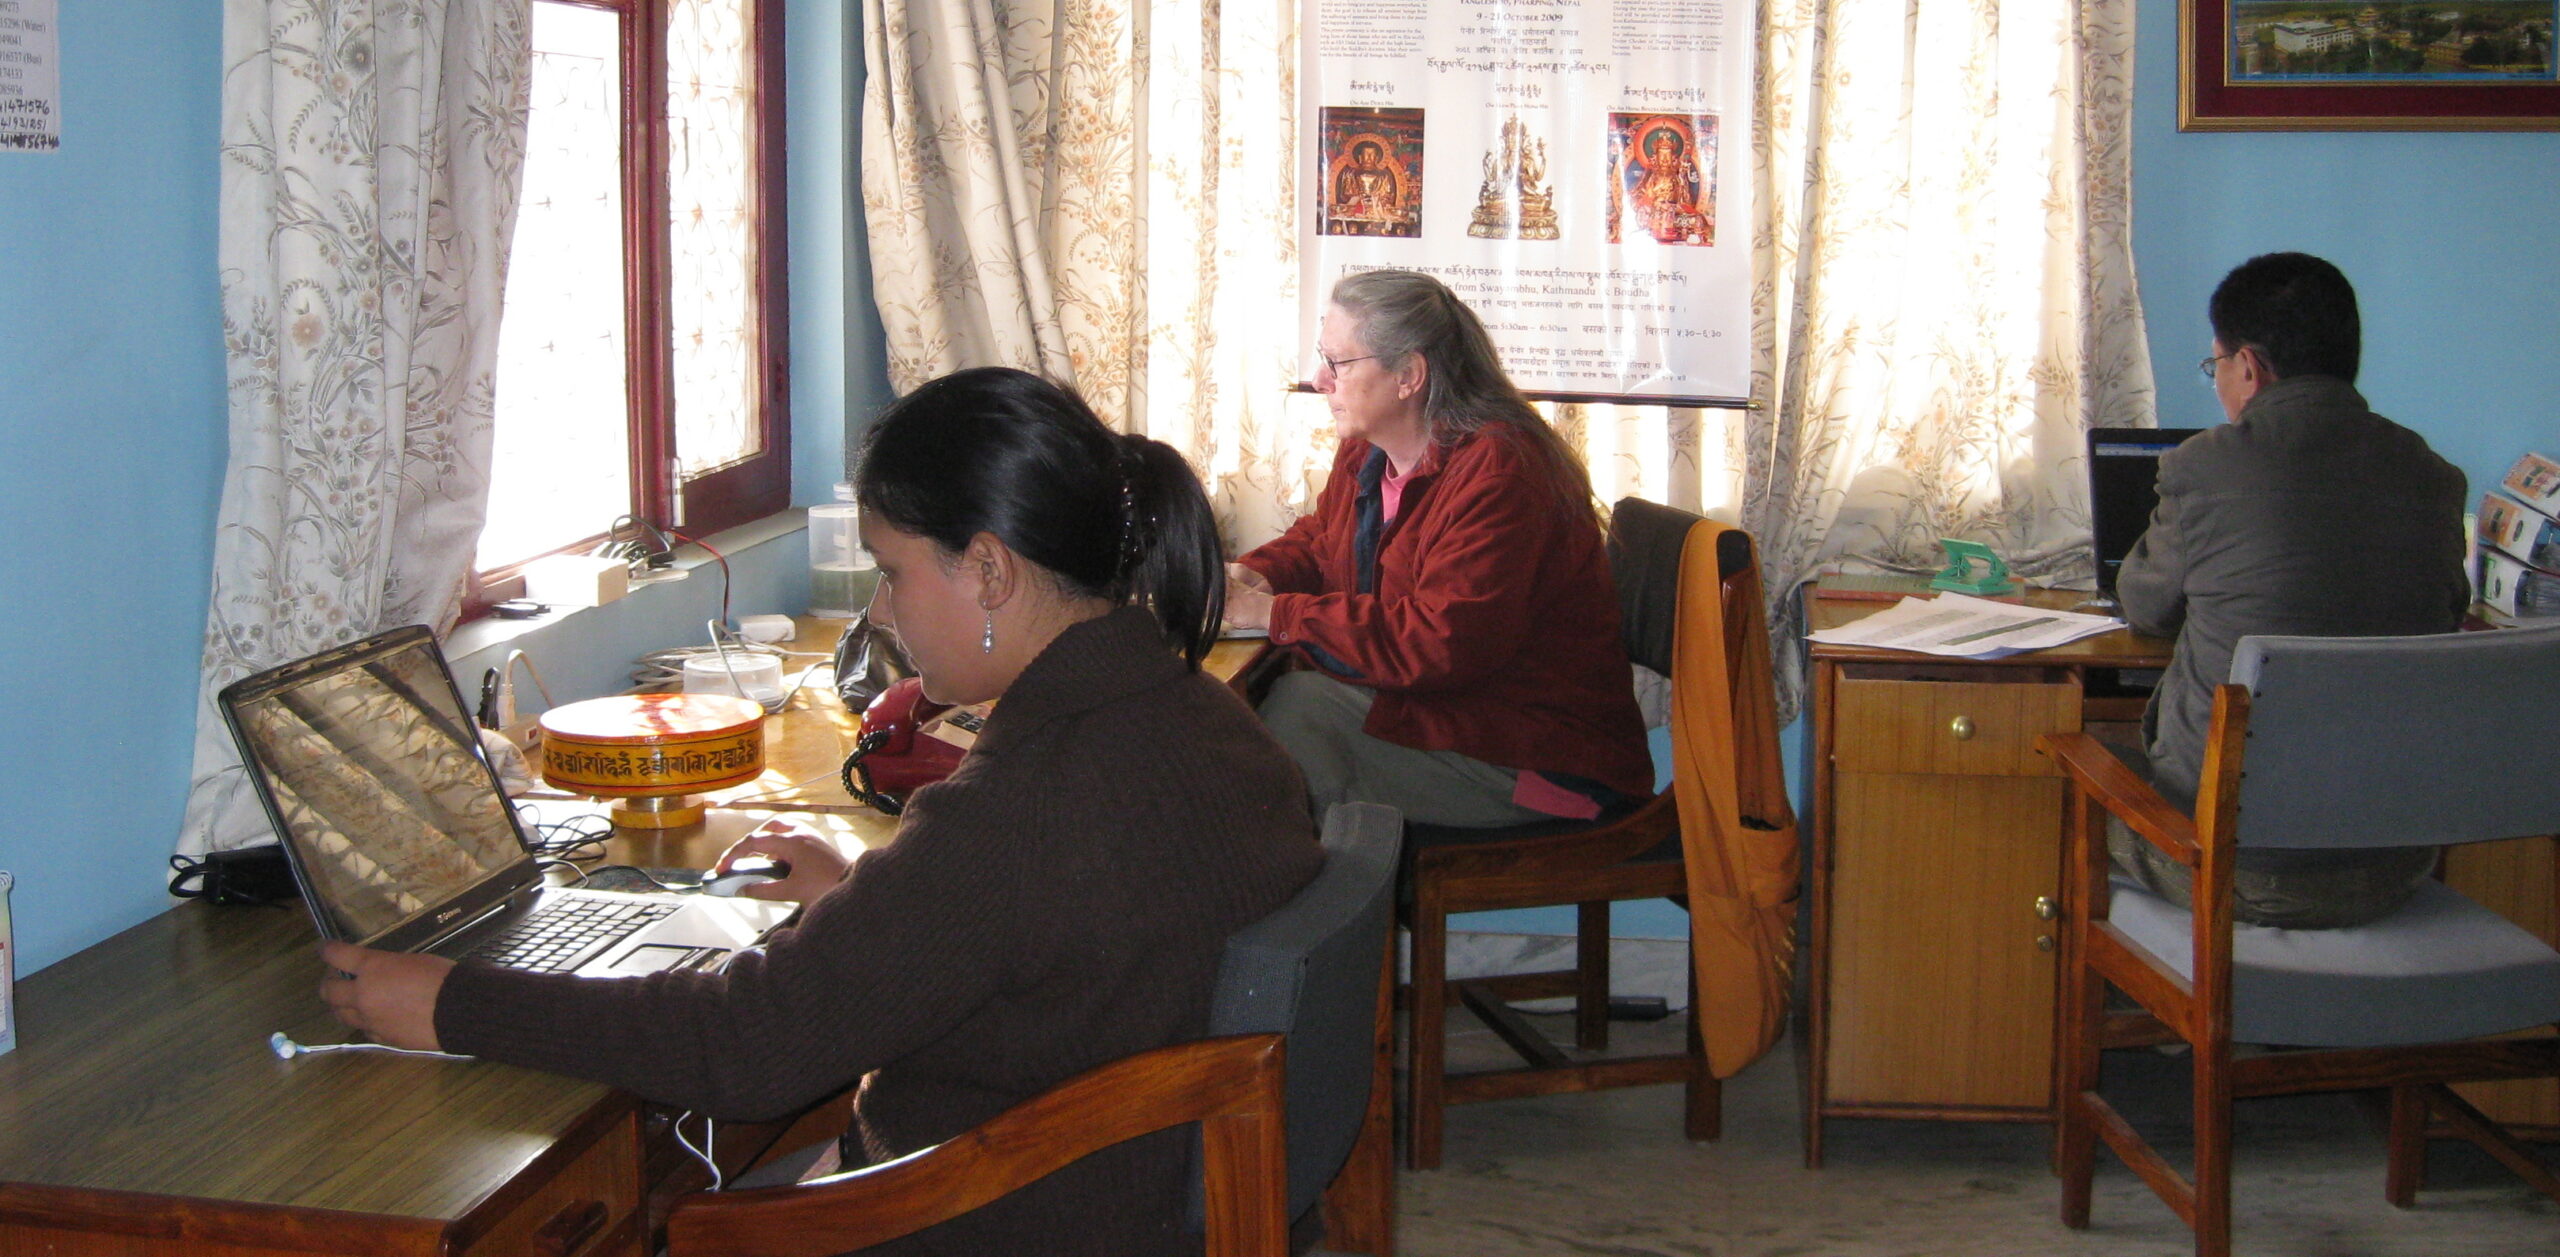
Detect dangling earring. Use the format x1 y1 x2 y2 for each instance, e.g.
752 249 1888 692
982 611 996 654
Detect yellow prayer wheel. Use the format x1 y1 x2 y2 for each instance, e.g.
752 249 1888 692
538 693 765 829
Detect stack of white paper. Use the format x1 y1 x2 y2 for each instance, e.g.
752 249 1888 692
1807 593 2122 658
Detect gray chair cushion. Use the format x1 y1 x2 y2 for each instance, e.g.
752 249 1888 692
1204 801 1399 1221
2110 875 2560 1047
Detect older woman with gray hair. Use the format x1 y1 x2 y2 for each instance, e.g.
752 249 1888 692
1226 269 1651 827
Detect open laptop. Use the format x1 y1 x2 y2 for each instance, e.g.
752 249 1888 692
219 625 791 977
2086 426 2206 603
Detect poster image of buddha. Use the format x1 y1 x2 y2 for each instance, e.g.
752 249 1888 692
1320 108 1425 238
1606 113 1718 246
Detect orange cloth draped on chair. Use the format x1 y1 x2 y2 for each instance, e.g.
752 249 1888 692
1669 520 1800 1077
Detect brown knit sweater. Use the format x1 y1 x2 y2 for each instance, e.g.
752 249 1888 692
437 607 1321 1256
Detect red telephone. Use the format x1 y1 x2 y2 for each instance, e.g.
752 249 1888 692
839 678 980 814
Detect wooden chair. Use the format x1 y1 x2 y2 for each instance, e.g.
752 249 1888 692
665 1033 1289 1257
670 803 1401 1257
2037 623 2560 1257
1401 499 1796 1169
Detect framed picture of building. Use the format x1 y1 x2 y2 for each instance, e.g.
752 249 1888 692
2183 0 2560 129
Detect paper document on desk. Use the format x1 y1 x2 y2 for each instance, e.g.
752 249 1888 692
1807 593 2121 658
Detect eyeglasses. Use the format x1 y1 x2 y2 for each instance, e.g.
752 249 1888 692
1316 350 1380 376
2197 346 2254 383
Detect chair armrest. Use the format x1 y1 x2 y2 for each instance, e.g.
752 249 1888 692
2035 732 2199 868
665 1035 1288 1257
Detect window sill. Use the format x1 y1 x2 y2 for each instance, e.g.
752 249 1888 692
448 508 811 661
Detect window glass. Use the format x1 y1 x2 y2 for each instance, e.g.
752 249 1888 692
482 3 633 571
667 0 763 478
478 0 785 585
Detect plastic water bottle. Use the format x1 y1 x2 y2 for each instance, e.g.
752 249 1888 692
808 482 880 619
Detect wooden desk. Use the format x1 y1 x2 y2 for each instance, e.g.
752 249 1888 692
0 901 645 1256
1801 586 2560 1160
0 811 882 1257
1801 584 2171 1165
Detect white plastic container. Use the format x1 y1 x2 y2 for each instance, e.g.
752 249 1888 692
808 483 879 619
683 651 786 706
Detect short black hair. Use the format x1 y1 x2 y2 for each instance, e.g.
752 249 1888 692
2207 252 2360 383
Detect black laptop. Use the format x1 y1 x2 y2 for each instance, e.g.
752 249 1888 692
2086 427 2205 602
219 625 790 977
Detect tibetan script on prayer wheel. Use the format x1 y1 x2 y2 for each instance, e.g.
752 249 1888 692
539 693 765 796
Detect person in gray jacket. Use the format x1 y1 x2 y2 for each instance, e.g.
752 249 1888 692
2113 252 2470 927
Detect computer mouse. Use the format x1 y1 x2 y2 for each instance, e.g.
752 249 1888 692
701 855 790 897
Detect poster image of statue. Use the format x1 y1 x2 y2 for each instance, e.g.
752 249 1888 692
1606 113 1718 247
1468 113 1560 240
1320 107 1426 238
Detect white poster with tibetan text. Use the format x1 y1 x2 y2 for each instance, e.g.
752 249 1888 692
1301 0 1752 404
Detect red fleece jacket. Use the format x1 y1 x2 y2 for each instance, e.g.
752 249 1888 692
1240 426 1652 800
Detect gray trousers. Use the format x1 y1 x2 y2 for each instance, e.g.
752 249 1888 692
2101 741 2434 930
1256 671 1547 829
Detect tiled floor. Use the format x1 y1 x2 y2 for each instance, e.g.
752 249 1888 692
1393 1008 2558 1256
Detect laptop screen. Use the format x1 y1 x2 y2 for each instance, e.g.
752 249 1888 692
219 626 536 948
2087 427 2205 595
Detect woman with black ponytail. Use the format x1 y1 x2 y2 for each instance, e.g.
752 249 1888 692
848 365 1232 682
321 367 1321 1257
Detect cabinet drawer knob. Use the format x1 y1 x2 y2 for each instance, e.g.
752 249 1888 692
1948 714 1976 740
2034 934 2057 952
2033 896 2058 920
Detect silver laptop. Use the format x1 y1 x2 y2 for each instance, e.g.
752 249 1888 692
219 625 791 977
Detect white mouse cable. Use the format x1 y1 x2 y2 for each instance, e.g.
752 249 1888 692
269 1031 471 1061
674 1111 724 1190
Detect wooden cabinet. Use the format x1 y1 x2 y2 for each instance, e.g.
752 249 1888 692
1801 586 2171 1166
2444 835 2560 1135
1826 673 2079 1109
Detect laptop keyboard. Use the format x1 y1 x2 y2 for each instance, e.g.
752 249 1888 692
464 897 681 973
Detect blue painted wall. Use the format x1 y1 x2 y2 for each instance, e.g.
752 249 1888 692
0 0 886 977
2131 0 2560 493
0 2 225 975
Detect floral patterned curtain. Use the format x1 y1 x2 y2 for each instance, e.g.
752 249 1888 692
180 0 532 857
859 0 1329 546
1741 0 2156 720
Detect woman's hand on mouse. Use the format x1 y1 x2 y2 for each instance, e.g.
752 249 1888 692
317 941 452 1051
714 820 850 902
